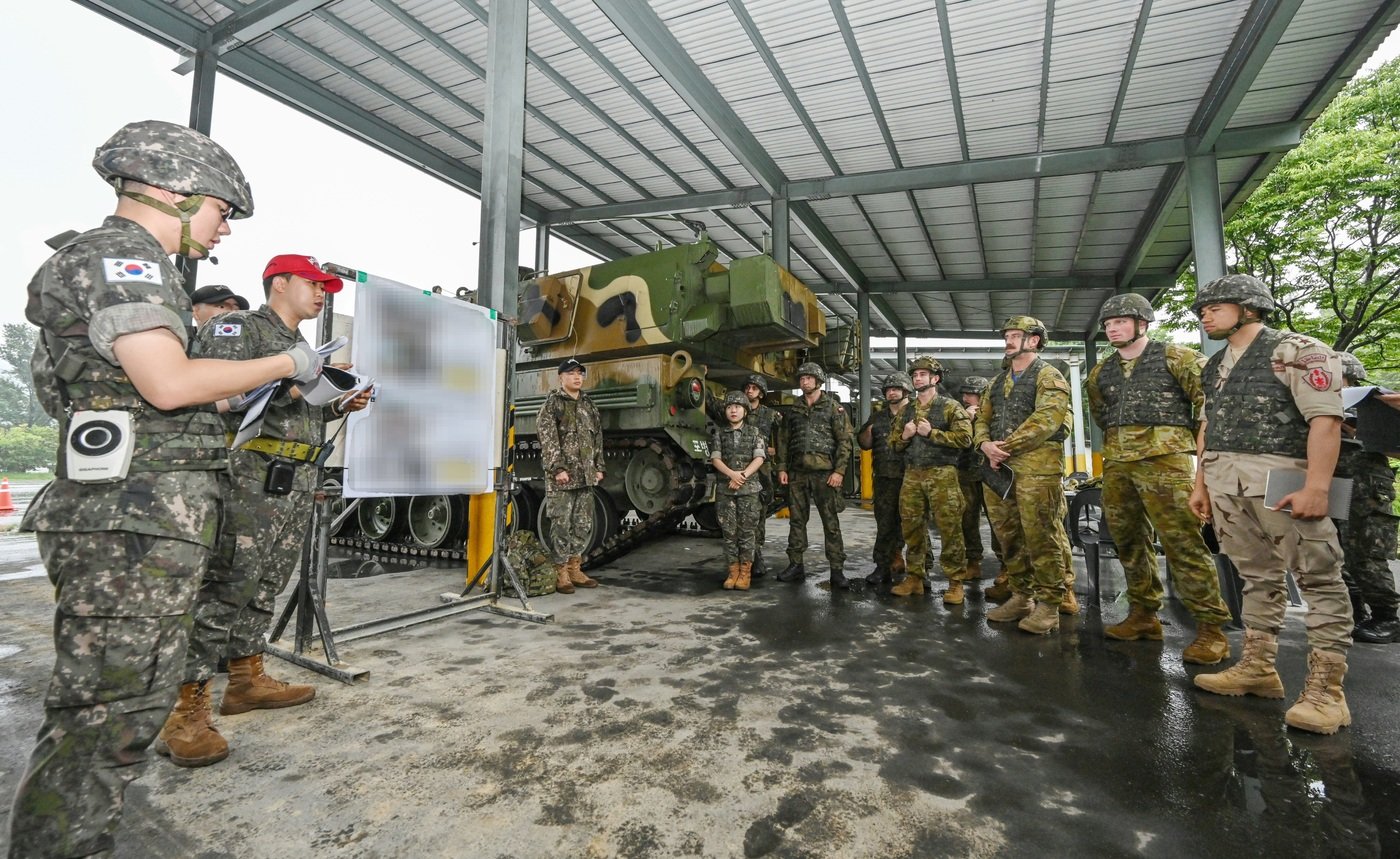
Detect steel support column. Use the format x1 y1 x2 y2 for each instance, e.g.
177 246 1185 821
896 336 907 372
178 39 219 290
534 223 551 275
475 0 528 314
1186 155 1228 356
1066 356 1089 476
771 198 789 269
857 293 871 425
1083 337 1103 476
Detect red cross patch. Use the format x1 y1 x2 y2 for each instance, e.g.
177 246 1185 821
1305 367 1331 391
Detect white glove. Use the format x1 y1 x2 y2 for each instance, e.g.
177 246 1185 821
282 342 323 384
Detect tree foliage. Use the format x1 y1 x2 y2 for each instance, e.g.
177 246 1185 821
0 425 57 473
0 323 51 427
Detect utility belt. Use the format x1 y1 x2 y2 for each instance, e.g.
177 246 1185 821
229 434 333 496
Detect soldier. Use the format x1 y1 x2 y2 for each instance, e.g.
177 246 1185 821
710 390 767 591
1086 293 1233 664
775 362 854 589
189 283 249 327
890 358 973 602
1334 352 1399 644
537 357 604 594
10 120 322 858
155 254 374 768
976 316 1075 634
856 372 912 586
1188 274 1353 734
743 374 783 578
955 375 1006 592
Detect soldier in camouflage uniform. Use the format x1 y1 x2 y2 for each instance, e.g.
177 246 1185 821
743 374 783 578
890 358 973 602
955 375 1005 589
1188 274 1353 734
9 120 323 859
155 254 373 769
1087 293 1232 664
976 316 1076 635
710 390 767 591
776 362 855 589
1334 352 1399 644
857 372 912 586
537 357 604 593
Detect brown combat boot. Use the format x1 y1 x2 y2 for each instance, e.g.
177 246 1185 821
985 573 1012 603
555 562 575 594
943 580 965 605
1018 602 1060 635
891 553 907 578
1182 624 1231 665
1059 589 1080 615
220 654 316 716
1193 628 1285 699
987 593 1033 622
567 556 598 588
1104 605 1164 641
890 574 925 597
964 560 983 580
155 681 228 768
1284 650 1351 734
724 562 740 590
735 561 753 591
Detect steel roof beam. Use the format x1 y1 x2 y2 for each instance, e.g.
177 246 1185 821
805 274 1174 295
209 0 333 50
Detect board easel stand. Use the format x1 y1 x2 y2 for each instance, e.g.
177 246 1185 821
266 287 552 685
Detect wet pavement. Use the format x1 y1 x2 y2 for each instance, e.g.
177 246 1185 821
0 504 1397 858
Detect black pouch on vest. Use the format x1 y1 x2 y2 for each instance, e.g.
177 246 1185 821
264 459 296 495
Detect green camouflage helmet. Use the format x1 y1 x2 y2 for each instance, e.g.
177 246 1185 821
1001 315 1047 346
883 371 914 393
1097 293 1155 326
93 119 254 217
908 355 943 376
744 373 769 394
722 389 751 411
795 361 826 384
1192 274 1275 315
960 375 990 395
1337 351 1367 383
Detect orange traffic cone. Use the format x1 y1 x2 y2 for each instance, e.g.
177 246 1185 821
0 479 14 515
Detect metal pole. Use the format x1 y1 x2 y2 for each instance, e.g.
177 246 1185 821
1186 154 1228 356
1067 355 1088 475
857 293 871 424
896 335 907 371
771 198 790 269
1083 335 1103 476
476 0 529 314
535 222 551 275
178 39 219 292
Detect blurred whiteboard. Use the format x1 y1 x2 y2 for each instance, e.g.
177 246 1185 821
344 273 503 497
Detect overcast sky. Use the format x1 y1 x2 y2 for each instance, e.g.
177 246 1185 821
3 3 1397 341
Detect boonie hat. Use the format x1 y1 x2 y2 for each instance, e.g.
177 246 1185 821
190 284 249 310
263 254 344 293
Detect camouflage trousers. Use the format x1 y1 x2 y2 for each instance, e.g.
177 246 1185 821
9 531 209 859
718 493 762 564
1209 490 1352 652
544 487 594 563
958 478 1003 567
1103 455 1230 625
184 469 315 682
872 474 906 567
1336 469 1399 613
984 473 1072 604
900 466 966 581
755 467 774 556
785 469 846 567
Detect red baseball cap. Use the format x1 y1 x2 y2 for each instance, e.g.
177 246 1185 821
262 254 344 293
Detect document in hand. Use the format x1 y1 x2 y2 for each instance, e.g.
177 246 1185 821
1341 385 1400 454
229 335 369 449
981 462 1015 500
1262 469 1354 520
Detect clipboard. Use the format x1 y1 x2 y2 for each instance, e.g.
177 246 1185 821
1262 469 1354 520
981 462 1015 500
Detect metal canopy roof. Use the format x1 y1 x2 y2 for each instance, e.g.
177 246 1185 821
81 0 1400 340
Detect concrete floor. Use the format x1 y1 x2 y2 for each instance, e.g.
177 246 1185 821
1 503 1397 858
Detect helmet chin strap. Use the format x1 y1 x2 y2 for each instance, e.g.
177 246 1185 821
1208 305 1254 341
119 188 210 257
1109 320 1147 347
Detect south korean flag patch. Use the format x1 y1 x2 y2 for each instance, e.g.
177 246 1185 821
212 322 242 337
102 258 160 284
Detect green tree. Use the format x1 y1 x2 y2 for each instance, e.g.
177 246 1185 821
0 323 51 426
0 425 58 473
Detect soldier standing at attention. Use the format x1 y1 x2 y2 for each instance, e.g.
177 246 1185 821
776 362 854 589
711 390 767 591
890 358 973 601
1333 352 1398 644
1188 274 1353 734
955 375 1006 593
977 316 1076 634
743 374 783 579
10 120 323 858
857 372 912 587
538 358 604 594
155 254 373 768
1087 293 1233 664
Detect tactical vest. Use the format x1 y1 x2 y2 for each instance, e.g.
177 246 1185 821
787 395 840 468
867 403 907 478
1095 341 1195 429
1201 328 1309 458
713 424 764 495
989 359 1067 444
899 397 963 468
36 230 226 478
746 404 780 445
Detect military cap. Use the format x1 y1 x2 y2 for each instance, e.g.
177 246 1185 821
558 358 586 375
795 362 826 384
1192 274 1276 315
1097 293 1155 327
93 119 254 217
190 284 249 311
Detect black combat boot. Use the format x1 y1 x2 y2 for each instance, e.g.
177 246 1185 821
1349 592 1371 630
751 550 767 579
777 562 806 583
864 564 890 586
829 566 849 590
1354 609 1400 644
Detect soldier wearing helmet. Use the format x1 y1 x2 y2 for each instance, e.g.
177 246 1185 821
889 357 973 602
710 390 767 590
857 371 914 586
742 374 784 578
1087 293 1232 664
976 316 1076 634
1188 274 1353 734
1331 352 1399 644
775 362 854 588
10 121 321 857
954 376 1006 593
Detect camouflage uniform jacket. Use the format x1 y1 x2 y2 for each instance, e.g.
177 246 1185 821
972 358 1071 478
537 389 604 490
22 216 223 548
859 399 909 478
776 393 854 474
747 403 783 465
1087 341 1204 462
710 423 766 496
890 395 972 468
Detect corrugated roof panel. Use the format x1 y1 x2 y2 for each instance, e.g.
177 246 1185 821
814 114 889 151
1042 114 1113 149
870 66 952 111
773 153 840 180
753 128 824 159
885 102 961 143
655 1 754 65
1251 33 1356 90
845 0 939 29
981 218 1033 240
914 186 976 210
1092 189 1160 215
1040 174 1097 197
1286 0 1376 37
700 54 787 105
830 145 899 175
1053 0 1144 35
771 32 860 91
966 124 1040 159
1120 55 1219 115
946 0 1050 55
1133 0 1250 68
957 42 1046 98
798 77 877 122
1037 196 1090 218
961 88 1042 132
1113 99 1198 140
849 9 945 75
730 90 808 134
976 179 1036 205
892 130 967 166
742 0 842 48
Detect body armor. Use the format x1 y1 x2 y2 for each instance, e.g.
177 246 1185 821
988 359 1067 445
1095 341 1194 429
898 398 963 468
1201 328 1309 458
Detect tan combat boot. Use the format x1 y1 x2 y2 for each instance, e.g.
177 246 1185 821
567 556 599 588
724 562 740 590
987 593 1033 622
155 681 228 768
985 573 1012 603
735 561 753 591
890 574 925 597
943 580 965 605
1019 601 1060 635
1284 650 1351 734
1104 605 1164 641
221 653 316 715
1193 628 1285 698
555 562 575 594
1059 589 1080 615
964 560 983 580
1182 624 1231 665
